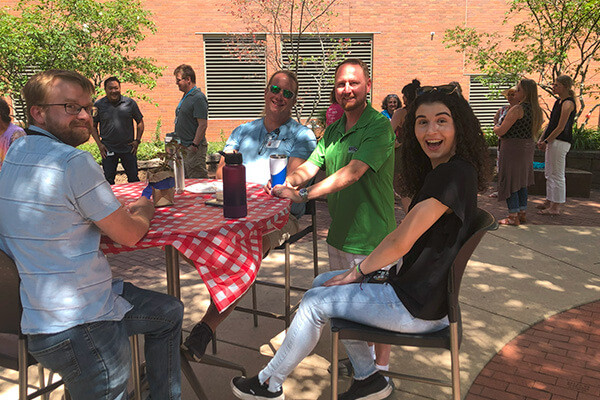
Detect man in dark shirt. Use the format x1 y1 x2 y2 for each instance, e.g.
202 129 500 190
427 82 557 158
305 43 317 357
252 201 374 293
173 64 209 178
92 76 144 184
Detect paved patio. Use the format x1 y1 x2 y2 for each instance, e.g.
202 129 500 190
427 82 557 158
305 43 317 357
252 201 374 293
1 186 598 399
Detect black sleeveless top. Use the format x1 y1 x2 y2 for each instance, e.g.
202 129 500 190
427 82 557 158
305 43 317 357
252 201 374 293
504 102 533 140
542 97 575 144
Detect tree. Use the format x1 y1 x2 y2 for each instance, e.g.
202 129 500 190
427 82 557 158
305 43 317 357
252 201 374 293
224 0 350 124
444 0 600 121
0 0 163 120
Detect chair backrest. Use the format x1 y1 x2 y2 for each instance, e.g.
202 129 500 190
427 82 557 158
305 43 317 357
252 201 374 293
0 250 22 335
447 208 497 323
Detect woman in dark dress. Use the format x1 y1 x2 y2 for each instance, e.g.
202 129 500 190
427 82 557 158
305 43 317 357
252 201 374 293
230 84 490 400
493 78 543 225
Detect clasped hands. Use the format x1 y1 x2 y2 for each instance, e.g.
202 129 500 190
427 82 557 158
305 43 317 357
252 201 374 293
264 179 303 203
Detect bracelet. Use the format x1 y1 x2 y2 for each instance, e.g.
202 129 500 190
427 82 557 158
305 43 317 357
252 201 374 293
356 262 367 278
544 139 549 144
190 142 199 148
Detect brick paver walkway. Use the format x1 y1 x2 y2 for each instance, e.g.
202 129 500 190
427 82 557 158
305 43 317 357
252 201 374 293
309 187 600 400
466 301 600 400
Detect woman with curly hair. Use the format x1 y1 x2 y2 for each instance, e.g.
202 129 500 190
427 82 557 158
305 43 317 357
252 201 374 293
493 78 543 225
231 84 490 400
380 94 400 119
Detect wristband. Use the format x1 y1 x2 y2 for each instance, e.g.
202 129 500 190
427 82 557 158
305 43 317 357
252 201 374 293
543 139 549 144
190 142 199 148
356 262 367 278
133 139 140 144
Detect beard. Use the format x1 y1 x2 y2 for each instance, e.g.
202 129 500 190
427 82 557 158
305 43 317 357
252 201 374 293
341 96 367 112
44 117 92 147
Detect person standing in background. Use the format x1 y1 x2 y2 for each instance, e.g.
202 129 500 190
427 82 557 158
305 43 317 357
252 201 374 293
92 77 144 184
173 64 209 178
494 78 543 226
380 94 400 120
536 75 576 216
0 97 26 171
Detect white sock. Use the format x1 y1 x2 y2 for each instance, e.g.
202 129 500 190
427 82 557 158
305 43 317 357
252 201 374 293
376 363 390 382
369 345 376 360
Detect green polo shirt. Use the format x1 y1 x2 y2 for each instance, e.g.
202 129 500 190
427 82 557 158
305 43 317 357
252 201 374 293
308 102 396 255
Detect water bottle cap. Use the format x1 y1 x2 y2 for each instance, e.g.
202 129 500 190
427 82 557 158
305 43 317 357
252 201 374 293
219 151 243 165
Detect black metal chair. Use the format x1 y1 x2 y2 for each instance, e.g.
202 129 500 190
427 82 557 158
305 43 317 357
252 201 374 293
330 208 498 400
0 250 69 400
235 198 319 328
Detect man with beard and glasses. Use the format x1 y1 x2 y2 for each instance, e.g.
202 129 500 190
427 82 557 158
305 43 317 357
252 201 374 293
0 70 183 400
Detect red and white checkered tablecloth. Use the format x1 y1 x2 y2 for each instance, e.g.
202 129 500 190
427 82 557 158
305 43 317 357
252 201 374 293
100 179 290 312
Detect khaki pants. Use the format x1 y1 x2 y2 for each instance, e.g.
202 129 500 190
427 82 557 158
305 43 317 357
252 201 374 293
262 215 300 255
183 140 208 179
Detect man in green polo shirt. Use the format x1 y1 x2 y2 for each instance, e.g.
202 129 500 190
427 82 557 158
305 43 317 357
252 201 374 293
270 58 395 267
269 57 396 380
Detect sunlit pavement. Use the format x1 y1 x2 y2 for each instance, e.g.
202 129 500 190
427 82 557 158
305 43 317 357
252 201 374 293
1 188 599 399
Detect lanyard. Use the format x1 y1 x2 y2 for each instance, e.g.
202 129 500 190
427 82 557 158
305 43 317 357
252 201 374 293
26 127 63 144
174 87 196 126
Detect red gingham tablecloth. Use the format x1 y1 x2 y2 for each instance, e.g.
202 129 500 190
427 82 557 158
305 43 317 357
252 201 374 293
100 179 290 312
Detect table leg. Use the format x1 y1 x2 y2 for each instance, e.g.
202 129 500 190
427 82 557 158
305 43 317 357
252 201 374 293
165 245 209 400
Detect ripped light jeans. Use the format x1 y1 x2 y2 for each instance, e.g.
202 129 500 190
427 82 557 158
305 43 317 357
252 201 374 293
258 270 448 392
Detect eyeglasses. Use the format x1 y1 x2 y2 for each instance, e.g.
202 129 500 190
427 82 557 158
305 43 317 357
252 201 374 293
416 84 458 97
258 128 280 155
38 103 98 118
269 85 295 99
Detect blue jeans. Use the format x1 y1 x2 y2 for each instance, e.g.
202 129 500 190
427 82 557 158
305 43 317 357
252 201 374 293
506 187 528 213
103 152 140 185
27 283 184 400
258 270 448 392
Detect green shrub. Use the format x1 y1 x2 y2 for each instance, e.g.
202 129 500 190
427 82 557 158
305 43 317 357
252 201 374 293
208 129 227 154
78 141 165 164
481 124 600 151
483 127 498 147
572 125 600 151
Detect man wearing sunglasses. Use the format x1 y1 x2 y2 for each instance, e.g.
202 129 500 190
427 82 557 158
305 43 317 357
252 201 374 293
185 70 317 361
244 58 396 399
0 70 183 399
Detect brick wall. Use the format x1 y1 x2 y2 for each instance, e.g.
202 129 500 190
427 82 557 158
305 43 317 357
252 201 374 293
3 0 600 142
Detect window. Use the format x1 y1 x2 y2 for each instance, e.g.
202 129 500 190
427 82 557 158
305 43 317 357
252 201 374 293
469 76 512 128
204 35 267 119
282 34 373 119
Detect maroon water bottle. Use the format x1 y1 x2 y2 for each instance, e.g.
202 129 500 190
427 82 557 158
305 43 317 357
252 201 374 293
220 151 247 218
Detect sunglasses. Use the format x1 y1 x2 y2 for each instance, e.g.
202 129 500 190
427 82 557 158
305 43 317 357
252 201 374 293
416 84 458 96
269 85 295 99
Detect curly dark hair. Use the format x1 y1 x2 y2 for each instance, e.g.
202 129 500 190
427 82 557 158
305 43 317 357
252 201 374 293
398 87 490 197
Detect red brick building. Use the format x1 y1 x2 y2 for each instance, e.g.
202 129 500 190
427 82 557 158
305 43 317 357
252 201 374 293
4 0 600 140
134 0 517 140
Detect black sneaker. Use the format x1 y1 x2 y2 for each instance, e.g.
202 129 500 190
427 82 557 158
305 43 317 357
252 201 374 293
183 322 213 360
231 376 284 400
327 358 354 377
338 372 392 400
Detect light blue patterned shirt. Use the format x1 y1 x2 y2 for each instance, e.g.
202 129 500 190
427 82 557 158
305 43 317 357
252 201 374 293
0 126 131 334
